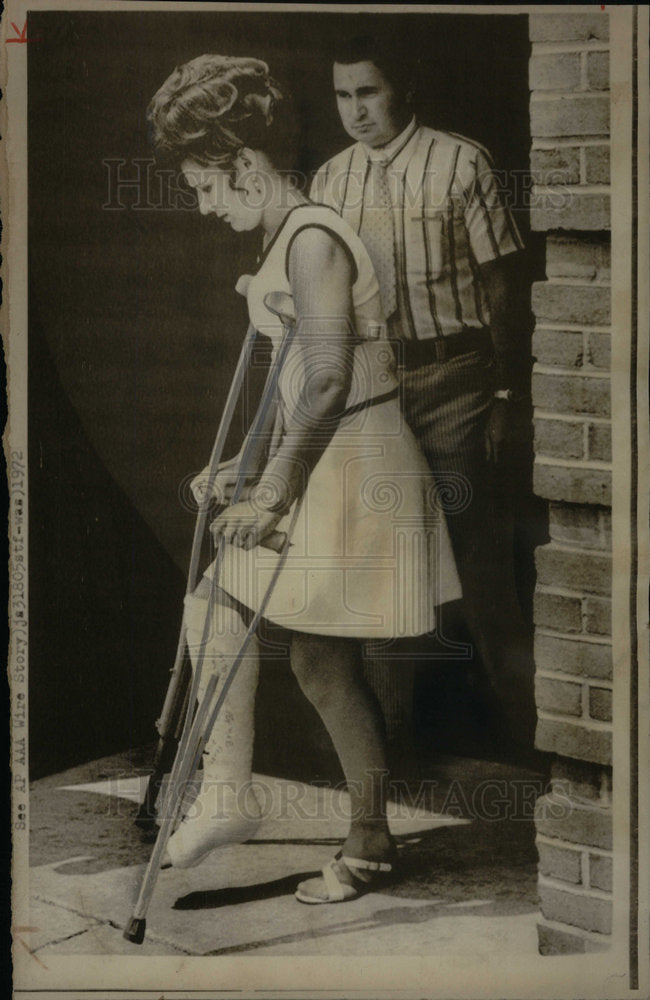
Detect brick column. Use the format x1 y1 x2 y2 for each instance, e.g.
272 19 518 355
528 11 613 955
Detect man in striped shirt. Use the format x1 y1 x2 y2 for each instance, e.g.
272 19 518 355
310 35 537 751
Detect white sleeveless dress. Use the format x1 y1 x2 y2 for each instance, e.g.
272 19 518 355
211 205 461 637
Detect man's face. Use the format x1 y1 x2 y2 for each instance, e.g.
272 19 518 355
333 60 409 149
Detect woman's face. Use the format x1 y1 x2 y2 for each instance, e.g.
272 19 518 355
181 157 263 232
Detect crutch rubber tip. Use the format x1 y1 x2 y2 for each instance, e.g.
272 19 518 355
123 917 146 945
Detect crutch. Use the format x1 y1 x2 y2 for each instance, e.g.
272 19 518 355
135 323 259 834
152 299 290 832
124 295 297 944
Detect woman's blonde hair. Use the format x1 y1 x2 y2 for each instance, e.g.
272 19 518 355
148 54 294 170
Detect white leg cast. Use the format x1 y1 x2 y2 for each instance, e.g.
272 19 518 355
166 589 262 869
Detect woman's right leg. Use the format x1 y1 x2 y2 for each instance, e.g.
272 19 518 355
290 631 395 901
165 578 262 868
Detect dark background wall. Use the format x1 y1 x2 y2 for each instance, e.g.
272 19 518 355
28 10 538 779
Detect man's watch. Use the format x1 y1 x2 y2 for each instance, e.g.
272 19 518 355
493 388 525 403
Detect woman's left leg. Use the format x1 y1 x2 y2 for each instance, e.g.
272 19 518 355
290 631 396 901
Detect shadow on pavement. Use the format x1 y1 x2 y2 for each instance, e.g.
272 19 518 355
173 871 321 910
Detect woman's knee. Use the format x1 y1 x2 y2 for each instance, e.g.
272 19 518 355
290 633 357 707
184 583 247 645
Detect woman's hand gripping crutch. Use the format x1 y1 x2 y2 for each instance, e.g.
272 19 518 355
125 295 298 945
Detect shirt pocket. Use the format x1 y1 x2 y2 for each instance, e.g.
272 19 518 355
422 204 471 283
418 210 447 280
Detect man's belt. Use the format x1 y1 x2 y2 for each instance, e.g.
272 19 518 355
394 327 492 369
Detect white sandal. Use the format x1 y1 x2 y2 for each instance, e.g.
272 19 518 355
295 852 395 904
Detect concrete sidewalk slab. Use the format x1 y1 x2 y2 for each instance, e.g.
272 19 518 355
30 848 540 958
29 750 547 958
32 914 189 958
24 898 102 954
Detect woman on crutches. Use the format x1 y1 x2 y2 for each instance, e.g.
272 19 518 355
148 54 461 904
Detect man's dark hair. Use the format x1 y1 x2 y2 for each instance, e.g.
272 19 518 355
332 34 417 104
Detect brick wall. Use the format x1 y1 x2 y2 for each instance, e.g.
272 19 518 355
528 11 613 955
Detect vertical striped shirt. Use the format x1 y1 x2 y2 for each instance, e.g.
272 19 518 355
310 123 524 340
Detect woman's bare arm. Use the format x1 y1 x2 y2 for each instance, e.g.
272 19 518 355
211 226 356 547
253 226 356 510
